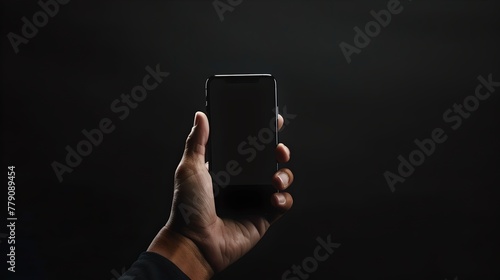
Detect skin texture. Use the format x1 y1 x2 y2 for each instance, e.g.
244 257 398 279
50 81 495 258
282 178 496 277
148 112 294 279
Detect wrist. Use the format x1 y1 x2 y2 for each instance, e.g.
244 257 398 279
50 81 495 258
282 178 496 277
147 226 214 279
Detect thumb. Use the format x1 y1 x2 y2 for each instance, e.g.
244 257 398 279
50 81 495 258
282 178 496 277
182 111 209 165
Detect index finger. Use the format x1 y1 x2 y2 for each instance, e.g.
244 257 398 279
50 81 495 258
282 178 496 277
278 114 284 131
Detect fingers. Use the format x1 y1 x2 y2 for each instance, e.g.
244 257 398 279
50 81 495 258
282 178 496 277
278 114 284 131
268 167 294 222
271 192 293 212
272 168 294 191
183 112 209 164
268 187 294 224
275 143 290 163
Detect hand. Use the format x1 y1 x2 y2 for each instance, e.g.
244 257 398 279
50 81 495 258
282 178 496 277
148 112 294 279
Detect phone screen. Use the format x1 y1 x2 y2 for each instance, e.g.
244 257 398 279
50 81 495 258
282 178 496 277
206 75 277 191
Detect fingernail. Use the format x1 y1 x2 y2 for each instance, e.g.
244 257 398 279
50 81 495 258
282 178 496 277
277 193 286 205
278 172 289 186
193 112 199 126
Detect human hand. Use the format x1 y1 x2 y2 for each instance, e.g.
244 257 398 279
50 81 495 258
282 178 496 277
148 112 294 279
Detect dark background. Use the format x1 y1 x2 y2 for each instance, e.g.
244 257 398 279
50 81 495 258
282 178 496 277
2 0 499 279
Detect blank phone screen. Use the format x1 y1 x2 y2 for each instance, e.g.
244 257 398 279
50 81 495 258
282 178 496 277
206 75 277 189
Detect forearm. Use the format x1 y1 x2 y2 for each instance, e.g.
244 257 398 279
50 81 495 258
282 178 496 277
147 227 214 280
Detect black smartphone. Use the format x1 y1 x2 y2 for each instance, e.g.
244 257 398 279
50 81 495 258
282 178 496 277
205 74 278 217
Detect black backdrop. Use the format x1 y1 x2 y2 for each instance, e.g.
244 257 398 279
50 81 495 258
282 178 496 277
2 0 499 279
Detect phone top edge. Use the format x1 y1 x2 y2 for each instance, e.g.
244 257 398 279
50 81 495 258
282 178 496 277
205 74 273 88
213 74 272 77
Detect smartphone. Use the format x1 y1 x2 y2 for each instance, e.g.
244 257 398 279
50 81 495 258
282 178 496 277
205 74 278 217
